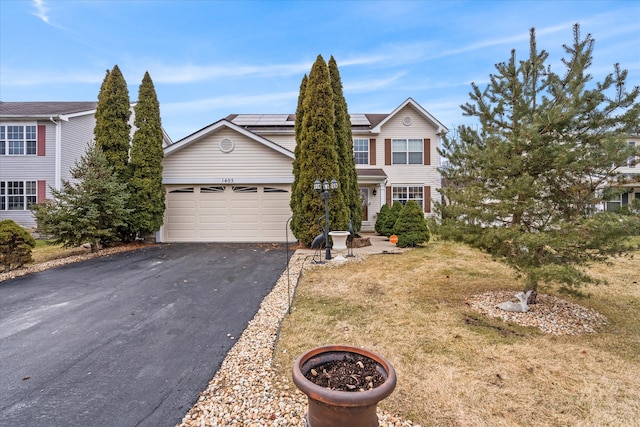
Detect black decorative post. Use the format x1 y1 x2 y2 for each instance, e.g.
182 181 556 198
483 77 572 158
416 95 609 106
314 178 338 261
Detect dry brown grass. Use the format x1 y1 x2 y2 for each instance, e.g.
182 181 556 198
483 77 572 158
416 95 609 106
31 240 88 263
272 241 640 426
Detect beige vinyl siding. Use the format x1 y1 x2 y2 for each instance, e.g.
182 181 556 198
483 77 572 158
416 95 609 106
374 105 441 215
255 133 296 152
163 128 293 182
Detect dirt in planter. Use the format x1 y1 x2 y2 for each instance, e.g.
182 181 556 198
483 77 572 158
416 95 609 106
304 353 386 391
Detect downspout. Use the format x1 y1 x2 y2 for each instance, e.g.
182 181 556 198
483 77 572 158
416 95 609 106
49 116 62 190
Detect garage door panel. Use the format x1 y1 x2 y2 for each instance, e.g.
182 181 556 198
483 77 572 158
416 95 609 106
167 200 196 209
167 215 196 224
199 214 227 224
164 185 292 242
200 229 229 239
167 229 196 239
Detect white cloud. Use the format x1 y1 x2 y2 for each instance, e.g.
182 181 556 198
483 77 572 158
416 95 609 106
32 0 49 23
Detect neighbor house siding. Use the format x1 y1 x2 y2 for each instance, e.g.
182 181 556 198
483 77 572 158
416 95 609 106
60 114 97 185
0 120 57 227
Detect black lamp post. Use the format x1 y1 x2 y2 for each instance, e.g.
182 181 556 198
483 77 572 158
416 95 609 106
314 178 338 261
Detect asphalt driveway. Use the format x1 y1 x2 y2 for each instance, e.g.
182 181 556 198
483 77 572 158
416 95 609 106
0 243 288 427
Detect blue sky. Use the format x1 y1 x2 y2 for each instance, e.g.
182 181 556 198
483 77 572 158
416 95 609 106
1 0 639 142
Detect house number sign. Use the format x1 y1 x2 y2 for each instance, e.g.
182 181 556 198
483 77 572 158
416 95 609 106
221 178 234 183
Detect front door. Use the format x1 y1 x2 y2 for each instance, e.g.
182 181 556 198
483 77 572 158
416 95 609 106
359 188 369 222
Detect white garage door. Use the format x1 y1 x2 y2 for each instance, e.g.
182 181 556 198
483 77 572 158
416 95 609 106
163 184 293 242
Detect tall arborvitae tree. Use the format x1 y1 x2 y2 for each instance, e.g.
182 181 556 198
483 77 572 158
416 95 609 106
290 55 349 245
31 144 131 253
437 25 640 302
129 71 165 238
94 65 131 180
329 56 362 233
291 74 308 231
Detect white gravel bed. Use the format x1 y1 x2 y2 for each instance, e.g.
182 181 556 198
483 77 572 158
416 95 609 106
467 290 608 335
177 253 419 427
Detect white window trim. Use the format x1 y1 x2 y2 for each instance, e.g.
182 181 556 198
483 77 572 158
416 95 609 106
1 180 37 211
0 123 38 156
392 138 422 165
392 185 424 207
353 138 369 165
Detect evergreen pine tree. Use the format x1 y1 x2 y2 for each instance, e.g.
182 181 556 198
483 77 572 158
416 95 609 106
374 204 390 235
129 71 165 238
437 25 640 301
393 200 430 247
94 65 131 180
31 144 131 253
0 220 36 272
290 55 349 245
329 56 362 233
379 201 403 237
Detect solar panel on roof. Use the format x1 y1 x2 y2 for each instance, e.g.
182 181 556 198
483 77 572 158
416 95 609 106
231 115 264 125
256 115 290 125
349 114 370 125
231 114 292 126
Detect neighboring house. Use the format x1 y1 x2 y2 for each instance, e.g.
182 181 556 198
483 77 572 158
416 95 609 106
602 134 640 211
0 102 97 228
160 98 447 243
0 101 172 228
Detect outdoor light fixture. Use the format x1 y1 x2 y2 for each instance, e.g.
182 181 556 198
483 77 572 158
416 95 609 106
314 178 338 261
372 188 377 196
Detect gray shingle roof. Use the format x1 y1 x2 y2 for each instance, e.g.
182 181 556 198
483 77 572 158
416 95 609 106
0 101 97 117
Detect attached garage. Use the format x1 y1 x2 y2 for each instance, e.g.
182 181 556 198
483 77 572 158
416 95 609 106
163 184 292 242
159 119 296 243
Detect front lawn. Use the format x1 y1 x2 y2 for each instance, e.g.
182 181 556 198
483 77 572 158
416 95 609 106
272 241 640 426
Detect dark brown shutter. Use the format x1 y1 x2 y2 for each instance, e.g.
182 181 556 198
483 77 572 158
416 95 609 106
37 125 46 156
37 180 46 202
385 139 391 165
386 186 392 206
424 138 430 165
424 186 431 213
369 138 376 165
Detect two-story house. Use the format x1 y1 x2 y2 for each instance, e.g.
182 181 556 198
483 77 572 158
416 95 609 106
0 101 173 229
0 102 98 228
160 98 447 242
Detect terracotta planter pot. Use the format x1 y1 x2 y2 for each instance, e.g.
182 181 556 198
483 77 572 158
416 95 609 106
292 345 397 427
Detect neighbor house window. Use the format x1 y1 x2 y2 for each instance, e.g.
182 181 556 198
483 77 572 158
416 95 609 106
353 138 369 165
392 138 422 164
604 190 629 211
0 181 36 210
392 185 423 206
0 125 37 155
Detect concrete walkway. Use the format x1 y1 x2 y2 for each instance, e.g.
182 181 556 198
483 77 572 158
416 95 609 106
294 232 405 258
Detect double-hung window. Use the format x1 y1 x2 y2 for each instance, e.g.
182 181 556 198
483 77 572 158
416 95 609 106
0 125 37 155
0 181 37 210
392 185 423 207
392 138 422 164
353 138 369 165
